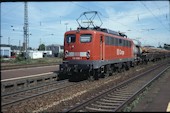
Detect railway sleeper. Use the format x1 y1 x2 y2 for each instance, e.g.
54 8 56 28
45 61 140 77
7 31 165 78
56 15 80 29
90 103 118 109
100 98 124 103
85 106 114 112
96 101 121 106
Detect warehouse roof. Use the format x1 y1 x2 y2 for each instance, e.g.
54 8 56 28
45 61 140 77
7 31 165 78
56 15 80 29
0 44 10 47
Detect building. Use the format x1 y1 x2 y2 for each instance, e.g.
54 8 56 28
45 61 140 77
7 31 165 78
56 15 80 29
164 44 170 50
0 44 11 58
28 51 43 59
28 50 52 59
46 44 63 57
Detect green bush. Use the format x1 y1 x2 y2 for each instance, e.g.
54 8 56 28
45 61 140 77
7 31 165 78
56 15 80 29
1 56 62 65
15 55 25 61
58 52 64 58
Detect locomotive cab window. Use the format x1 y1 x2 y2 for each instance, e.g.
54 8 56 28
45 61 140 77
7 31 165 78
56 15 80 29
80 34 92 43
66 34 76 43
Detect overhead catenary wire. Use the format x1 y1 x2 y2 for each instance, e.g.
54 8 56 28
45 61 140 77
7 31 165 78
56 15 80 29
71 1 169 47
169 0 170 30
72 1 166 36
71 2 91 11
140 1 170 32
71 2 145 34
71 2 159 46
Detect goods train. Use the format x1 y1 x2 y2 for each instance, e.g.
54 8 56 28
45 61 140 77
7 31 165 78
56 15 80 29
58 11 170 81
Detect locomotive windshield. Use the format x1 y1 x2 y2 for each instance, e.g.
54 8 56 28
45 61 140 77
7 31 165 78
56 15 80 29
80 34 92 43
66 34 76 43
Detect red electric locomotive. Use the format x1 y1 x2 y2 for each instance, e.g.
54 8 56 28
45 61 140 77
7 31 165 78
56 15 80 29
59 11 136 81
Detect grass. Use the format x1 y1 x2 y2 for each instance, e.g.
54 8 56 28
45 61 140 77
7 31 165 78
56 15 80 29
1 57 62 65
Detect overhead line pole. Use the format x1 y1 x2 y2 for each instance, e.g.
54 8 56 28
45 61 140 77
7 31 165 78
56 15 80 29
169 0 170 30
23 2 29 59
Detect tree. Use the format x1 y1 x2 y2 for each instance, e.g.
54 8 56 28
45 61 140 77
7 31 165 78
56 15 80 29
158 45 162 48
38 44 45 50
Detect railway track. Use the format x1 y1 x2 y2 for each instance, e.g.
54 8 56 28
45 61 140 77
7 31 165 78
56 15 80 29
1 76 92 111
64 64 170 112
2 59 169 112
1 62 60 70
1 79 72 108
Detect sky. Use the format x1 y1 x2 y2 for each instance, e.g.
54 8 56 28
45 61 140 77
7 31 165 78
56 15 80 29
1 1 170 49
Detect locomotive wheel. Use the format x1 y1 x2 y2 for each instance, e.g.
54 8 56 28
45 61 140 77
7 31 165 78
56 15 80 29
104 65 112 77
121 66 125 72
88 75 95 81
109 72 113 76
100 73 105 78
144 59 147 64
130 62 135 67
101 73 109 78
88 70 95 81
117 68 121 73
111 67 117 75
88 69 99 81
104 73 109 77
94 69 99 80
125 65 129 70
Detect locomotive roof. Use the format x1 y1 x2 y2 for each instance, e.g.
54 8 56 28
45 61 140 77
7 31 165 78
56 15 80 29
66 27 132 41
77 27 127 37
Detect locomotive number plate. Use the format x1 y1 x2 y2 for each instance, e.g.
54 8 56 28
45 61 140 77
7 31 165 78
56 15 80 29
72 57 82 60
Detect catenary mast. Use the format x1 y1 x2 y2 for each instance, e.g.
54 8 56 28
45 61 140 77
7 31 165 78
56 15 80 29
23 2 29 58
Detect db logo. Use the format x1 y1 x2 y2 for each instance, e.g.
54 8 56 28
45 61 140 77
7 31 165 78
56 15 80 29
117 49 125 55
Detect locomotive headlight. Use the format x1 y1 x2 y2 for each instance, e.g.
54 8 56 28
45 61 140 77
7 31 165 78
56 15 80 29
60 67 63 71
86 50 90 59
65 50 68 58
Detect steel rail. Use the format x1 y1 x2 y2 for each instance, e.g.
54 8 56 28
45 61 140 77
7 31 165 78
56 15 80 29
114 65 170 112
64 63 169 112
1 79 73 107
2 78 89 108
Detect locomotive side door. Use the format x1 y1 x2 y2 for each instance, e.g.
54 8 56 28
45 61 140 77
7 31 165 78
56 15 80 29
100 35 104 60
